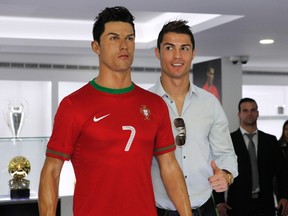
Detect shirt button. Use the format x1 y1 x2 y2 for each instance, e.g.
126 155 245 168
183 156 186 159
185 175 187 178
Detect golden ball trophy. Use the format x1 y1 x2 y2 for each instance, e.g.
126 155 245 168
8 156 31 199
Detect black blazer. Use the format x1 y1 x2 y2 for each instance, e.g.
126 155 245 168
214 128 288 216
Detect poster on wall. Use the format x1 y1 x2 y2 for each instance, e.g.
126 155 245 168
193 58 222 103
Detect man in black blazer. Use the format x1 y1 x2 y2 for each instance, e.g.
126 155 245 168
214 98 288 216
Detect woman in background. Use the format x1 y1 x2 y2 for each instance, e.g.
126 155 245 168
278 120 288 165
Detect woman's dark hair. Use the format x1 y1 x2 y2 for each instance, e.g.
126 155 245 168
278 120 288 144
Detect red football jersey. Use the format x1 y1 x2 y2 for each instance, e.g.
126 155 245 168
46 81 175 216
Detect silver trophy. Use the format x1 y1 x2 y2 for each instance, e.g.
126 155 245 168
8 103 25 138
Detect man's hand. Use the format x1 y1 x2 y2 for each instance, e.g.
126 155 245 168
216 202 231 216
208 160 229 192
278 198 288 216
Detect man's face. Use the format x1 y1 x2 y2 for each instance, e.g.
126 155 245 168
92 21 135 72
207 68 215 84
238 101 259 126
155 32 195 79
284 124 288 141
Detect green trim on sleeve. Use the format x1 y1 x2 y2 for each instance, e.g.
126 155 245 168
154 144 176 154
46 149 71 160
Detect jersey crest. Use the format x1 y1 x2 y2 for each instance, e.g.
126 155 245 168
139 105 151 120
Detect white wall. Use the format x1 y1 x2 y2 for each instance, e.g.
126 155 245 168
221 57 243 132
242 73 288 138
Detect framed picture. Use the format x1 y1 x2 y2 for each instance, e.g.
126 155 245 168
193 58 222 103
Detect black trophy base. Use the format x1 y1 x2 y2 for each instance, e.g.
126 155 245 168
10 189 30 199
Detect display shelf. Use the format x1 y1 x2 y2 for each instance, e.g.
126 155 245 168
0 194 38 203
0 195 61 216
258 115 288 120
0 137 50 141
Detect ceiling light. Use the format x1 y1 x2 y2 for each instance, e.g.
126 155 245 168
259 39 274 44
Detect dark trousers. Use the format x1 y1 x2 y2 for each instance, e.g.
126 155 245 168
227 197 276 216
156 197 217 216
250 198 273 216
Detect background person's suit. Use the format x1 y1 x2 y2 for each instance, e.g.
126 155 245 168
214 128 288 216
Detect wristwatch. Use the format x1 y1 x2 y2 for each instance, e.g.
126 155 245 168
223 169 234 186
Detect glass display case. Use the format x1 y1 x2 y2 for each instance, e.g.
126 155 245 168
0 80 80 215
0 80 52 139
0 137 49 198
0 137 55 216
0 137 74 214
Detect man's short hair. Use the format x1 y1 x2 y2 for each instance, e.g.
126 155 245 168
92 6 135 44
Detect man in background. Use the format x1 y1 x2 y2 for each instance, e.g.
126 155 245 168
214 97 288 216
